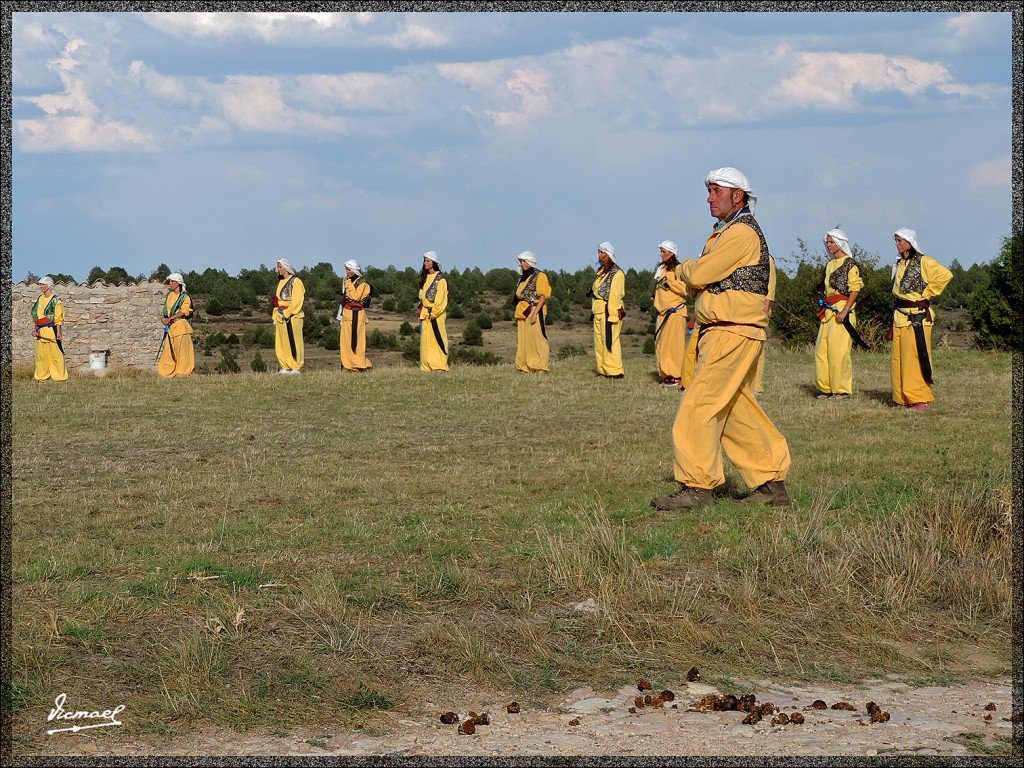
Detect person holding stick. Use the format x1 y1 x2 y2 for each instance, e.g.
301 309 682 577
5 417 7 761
32 276 68 382
814 229 863 400
418 251 449 372
273 258 305 374
157 272 195 378
338 260 373 372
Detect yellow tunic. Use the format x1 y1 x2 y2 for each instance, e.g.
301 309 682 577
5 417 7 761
158 291 195 379
273 275 305 371
591 267 626 376
672 213 790 490
418 272 449 372
515 270 551 373
653 263 688 380
32 292 68 382
814 255 863 396
339 277 373 371
890 253 952 406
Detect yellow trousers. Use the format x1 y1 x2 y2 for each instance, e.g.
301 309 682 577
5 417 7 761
275 316 304 371
655 310 687 379
34 339 67 381
680 328 699 387
420 316 449 371
814 317 854 395
158 333 195 378
891 324 934 405
340 309 372 371
593 313 623 376
516 317 549 372
752 343 766 394
671 329 791 490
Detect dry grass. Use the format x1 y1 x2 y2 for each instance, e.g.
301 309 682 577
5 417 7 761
6 332 1014 750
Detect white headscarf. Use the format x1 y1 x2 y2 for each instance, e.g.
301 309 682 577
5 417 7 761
598 242 616 264
38 276 55 288
423 251 441 269
276 258 295 275
658 240 678 256
344 259 362 276
165 272 186 290
705 167 757 213
824 229 852 258
517 251 538 269
894 228 920 252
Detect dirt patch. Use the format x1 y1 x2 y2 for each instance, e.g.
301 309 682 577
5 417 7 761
20 676 1016 758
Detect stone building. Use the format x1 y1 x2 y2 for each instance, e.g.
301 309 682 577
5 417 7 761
12 280 189 373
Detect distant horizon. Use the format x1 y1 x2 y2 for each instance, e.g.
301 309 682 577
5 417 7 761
10 8 1015 284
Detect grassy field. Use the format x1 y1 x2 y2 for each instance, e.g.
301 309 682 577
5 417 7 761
6 327 1014 751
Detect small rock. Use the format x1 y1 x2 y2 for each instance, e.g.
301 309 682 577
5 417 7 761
507 702 521 714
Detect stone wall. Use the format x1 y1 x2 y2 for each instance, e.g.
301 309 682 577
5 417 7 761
12 280 179 372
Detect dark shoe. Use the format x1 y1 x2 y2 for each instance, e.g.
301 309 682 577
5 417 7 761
661 376 680 387
741 481 790 507
605 373 624 379
651 485 714 510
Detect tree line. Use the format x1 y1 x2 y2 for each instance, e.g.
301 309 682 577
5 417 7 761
54 233 1021 353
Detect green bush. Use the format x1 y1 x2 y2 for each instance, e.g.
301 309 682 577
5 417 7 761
243 326 276 349
462 320 483 346
970 233 1022 351
401 338 419 361
382 298 397 312
321 326 340 351
226 333 240 345
476 312 493 330
502 309 513 322
449 304 465 319
557 344 586 359
399 321 414 337
216 348 241 374
452 348 502 365
205 331 228 349
642 337 656 355
368 329 399 349
251 350 267 373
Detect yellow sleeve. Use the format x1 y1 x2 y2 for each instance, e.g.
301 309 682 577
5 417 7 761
663 265 688 297
536 272 552 299
606 270 625 321
847 263 863 293
350 281 371 301
285 279 305 317
922 256 952 300
431 279 448 317
54 299 65 325
766 256 777 300
680 224 759 289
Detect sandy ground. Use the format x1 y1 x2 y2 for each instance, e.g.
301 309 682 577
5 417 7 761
21 675 1018 758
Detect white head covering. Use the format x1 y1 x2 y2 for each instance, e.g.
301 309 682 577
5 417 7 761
276 258 295 275
517 251 538 268
423 250 440 268
344 259 362 276
658 240 678 256
705 167 757 213
823 229 852 258
598 242 616 264
894 227 920 252
165 272 186 289
38 275 55 288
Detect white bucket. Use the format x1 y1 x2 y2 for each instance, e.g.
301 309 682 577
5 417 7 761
89 350 108 370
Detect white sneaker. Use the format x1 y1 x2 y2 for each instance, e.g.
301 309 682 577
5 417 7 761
289 369 301 375
279 368 289 374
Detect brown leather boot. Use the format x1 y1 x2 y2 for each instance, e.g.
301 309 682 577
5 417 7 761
650 485 714 510
741 481 790 507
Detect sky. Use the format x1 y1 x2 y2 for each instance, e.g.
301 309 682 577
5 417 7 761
7 7 1016 284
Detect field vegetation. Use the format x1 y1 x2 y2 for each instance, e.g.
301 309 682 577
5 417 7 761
7 326 1014 751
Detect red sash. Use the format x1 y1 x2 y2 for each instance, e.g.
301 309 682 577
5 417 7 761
817 293 849 320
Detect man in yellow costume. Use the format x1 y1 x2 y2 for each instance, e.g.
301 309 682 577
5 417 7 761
273 258 305 374
32 276 68 382
418 251 449 372
890 227 952 410
652 167 791 510
653 240 687 387
815 229 863 399
157 272 195 378
338 259 373 372
590 242 625 378
514 251 551 373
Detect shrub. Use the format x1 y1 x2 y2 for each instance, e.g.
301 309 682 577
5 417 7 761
399 321 415 337
502 309 513 322
401 338 419 361
476 312 493 330
462 320 483 346
452 348 502 365
449 304 465 319
557 344 586 359
368 329 399 349
216 348 241 374
970 233 1022 352
243 327 275 349
206 296 225 316
642 338 656 355
226 333 240 345
321 326 340 351
205 331 228 349
382 298 397 312
251 350 267 373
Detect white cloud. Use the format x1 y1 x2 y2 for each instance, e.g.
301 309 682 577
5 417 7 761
968 155 1011 189
218 76 350 135
16 115 158 152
